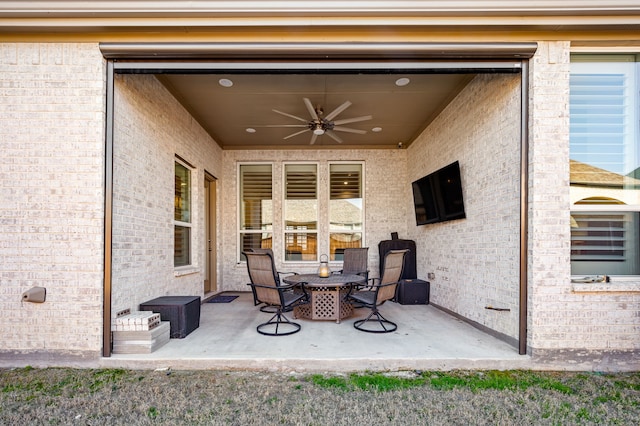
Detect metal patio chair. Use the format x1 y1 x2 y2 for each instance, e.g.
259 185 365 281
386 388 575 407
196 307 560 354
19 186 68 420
247 248 298 313
346 249 408 333
244 251 309 336
336 247 369 282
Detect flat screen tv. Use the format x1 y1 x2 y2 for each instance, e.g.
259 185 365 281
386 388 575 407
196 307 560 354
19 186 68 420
412 161 466 226
411 175 440 225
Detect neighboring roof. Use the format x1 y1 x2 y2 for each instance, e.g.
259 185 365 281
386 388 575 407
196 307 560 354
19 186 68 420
570 159 640 188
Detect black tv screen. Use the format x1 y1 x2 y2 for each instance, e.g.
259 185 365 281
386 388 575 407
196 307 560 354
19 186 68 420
412 161 466 226
435 161 466 221
411 175 440 225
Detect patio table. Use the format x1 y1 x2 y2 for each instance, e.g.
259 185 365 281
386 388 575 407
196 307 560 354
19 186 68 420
283 273 366 323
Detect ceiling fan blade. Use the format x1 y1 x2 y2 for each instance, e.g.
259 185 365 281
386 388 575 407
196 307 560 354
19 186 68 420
261 124 308 128
309 133 318 145
303 98 319 121
325 130 343 143
333 126 367 134
283 129 310 140
324 100 352 121
332 115 373 126
272 109 308 123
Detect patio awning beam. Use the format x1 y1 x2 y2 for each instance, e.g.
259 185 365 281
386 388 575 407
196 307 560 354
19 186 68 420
101 42 538 61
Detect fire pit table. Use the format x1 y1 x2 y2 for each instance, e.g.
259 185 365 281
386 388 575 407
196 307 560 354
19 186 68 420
282 273 366 323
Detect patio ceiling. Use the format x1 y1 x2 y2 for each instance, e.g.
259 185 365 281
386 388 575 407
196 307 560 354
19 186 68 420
157 72 475 150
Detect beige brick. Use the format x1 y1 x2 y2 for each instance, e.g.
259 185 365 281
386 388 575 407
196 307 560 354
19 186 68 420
0 43 105 354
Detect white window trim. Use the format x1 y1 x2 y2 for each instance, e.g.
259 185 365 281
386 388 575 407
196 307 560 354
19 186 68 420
571 204 640 212
572 280 640 293
283 161 319 263
570 51 640 280
174 157 193 269
237 162 274 263
174 266 199 277
327 161 366 262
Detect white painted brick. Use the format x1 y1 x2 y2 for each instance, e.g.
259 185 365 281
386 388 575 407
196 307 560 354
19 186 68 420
406 72 522 340
110 73 223 317
1 43 105 354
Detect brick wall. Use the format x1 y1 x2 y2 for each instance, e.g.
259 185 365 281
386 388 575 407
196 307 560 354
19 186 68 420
2 40 637 364
111 74 223 316
527 41 573 351
527 42 640 354
406 73 522 341
0 43 106 358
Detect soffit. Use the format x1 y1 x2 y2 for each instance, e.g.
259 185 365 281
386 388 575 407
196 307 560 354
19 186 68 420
106 42 531 150
157 72 475 150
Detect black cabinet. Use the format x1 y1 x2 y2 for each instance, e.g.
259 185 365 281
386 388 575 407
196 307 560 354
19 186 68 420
140 296 201 338
395 279 430 305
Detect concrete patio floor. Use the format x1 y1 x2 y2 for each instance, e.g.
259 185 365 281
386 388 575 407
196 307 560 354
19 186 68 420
102 292 530 373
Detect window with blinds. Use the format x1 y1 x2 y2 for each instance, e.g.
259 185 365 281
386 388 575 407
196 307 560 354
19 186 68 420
329 163 364 260
284 164 318 261
571 212 627 261
570 54 640 276
239 164 273 257
570 71 631 175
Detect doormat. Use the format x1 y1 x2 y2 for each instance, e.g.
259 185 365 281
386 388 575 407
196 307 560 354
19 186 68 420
207 295 238 303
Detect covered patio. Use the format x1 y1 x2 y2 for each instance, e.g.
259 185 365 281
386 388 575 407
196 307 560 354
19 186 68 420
102 292 527 372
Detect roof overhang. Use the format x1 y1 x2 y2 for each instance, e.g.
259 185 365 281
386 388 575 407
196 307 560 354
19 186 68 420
2 1 640 18
100 42 539 61
1 1 640 36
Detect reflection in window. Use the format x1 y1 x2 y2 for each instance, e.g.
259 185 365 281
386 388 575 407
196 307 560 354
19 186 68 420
174 160 191 267
239 164 273 260
284 164 317 261
329 163 363 260
570 54 640 275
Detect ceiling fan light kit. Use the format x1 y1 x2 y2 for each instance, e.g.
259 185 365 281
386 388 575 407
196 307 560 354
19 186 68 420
270 97 372 145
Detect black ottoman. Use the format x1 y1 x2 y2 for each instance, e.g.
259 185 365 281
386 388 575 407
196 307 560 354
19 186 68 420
395 279 430 305
140 296 201 338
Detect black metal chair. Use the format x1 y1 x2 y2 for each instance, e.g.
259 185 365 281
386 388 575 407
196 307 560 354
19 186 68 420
346 249 408 333
247 248 298 313
336 247 369 282
334 247 370 308
244 251 308 336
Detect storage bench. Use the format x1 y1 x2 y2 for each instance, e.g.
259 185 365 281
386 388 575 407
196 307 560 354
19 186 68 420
395 279 430 305
139 296 201 338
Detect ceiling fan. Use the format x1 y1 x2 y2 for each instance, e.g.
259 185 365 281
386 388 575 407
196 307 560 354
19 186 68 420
267 98 372 145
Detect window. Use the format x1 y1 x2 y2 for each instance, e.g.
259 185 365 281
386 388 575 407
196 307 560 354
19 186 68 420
239 164 273 259
284 163 318 261
570 54 640 275
329 163 364 260
174 159 192 267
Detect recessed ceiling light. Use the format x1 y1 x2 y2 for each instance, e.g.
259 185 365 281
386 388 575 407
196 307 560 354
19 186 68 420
245 128 256 133
395 77 410 87
219 78 233 87
372 127 383 133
